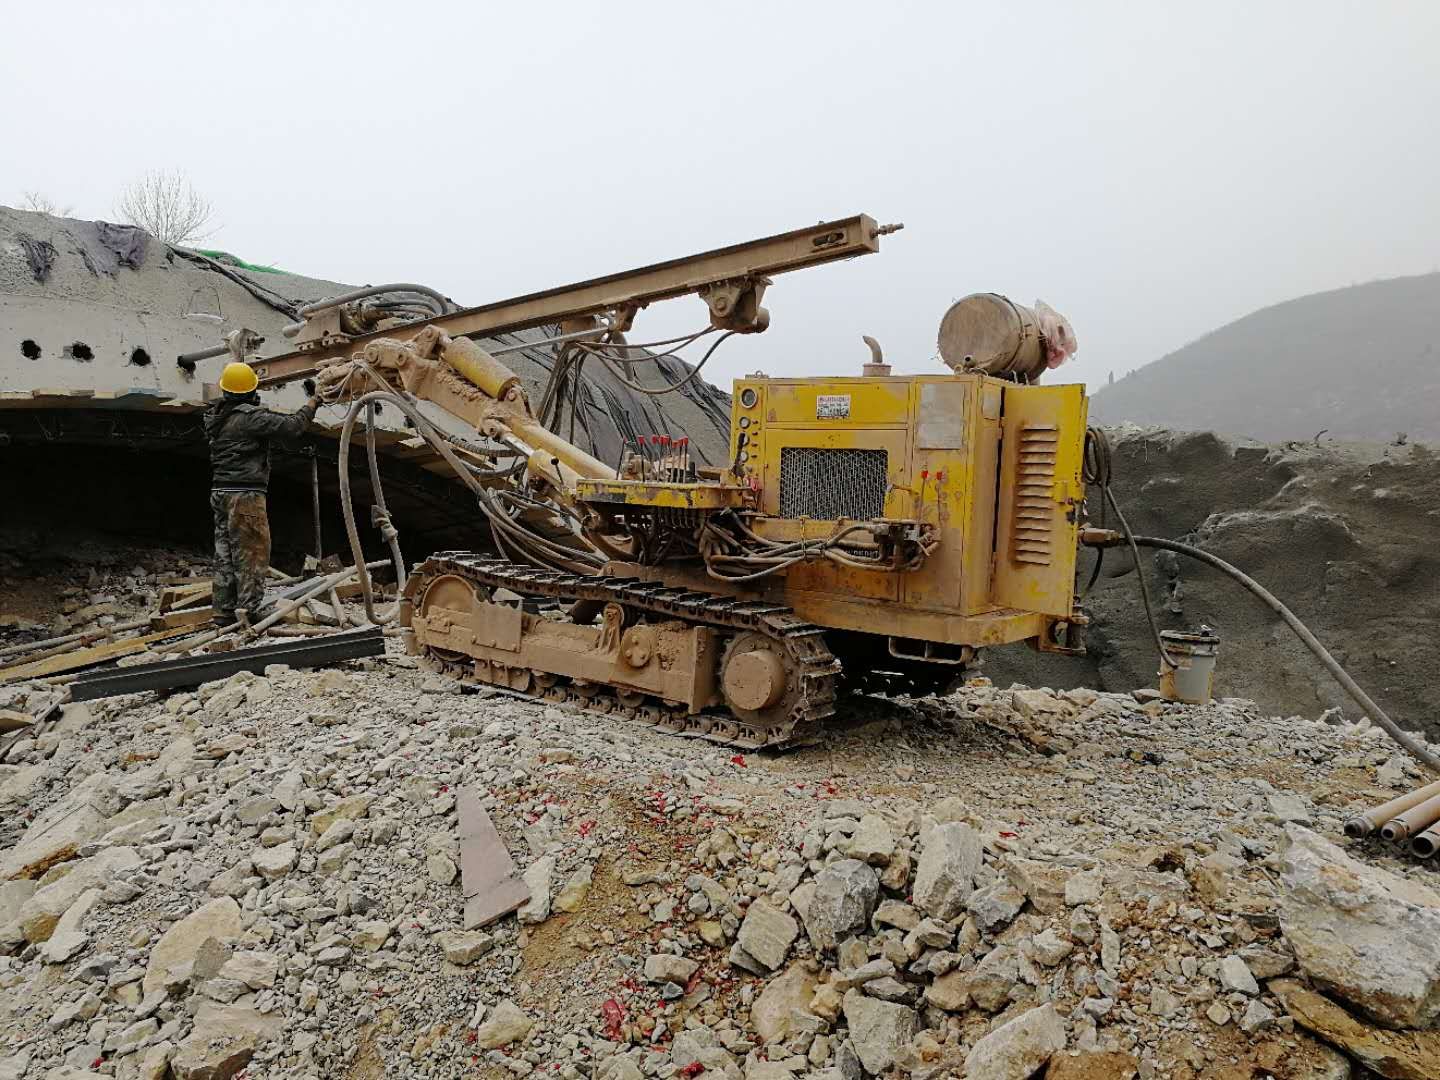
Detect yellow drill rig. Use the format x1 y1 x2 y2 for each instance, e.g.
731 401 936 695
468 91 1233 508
256 215 1090 748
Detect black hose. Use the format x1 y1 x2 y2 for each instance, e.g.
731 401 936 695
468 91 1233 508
581 332 736 396
337 393 408 624
1084 428 1172 669
300 283 451 318
1128 534 1440 775
1106 489 1174 671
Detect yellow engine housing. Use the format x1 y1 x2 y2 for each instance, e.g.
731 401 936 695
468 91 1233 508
728 372 1089 653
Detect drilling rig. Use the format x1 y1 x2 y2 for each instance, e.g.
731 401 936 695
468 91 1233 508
253 215 1090 748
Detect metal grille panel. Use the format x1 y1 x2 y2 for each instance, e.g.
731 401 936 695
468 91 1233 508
779 447 888 520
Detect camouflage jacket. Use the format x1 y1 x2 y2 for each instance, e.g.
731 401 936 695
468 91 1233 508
203 395 317 491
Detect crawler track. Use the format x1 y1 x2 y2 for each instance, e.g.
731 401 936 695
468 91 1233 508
407 552 840 749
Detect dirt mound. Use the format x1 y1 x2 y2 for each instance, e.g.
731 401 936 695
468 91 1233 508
1089 272 1440 442
988 427 1440 740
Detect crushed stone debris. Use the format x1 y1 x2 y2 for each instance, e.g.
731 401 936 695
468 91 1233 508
4 555 1440 1079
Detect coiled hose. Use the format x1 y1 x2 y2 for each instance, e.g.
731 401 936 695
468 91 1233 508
1083 428 1440 775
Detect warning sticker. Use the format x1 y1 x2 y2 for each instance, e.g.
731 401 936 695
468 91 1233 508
816 394 851 419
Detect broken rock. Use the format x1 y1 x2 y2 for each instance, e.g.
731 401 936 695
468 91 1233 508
437 930 494 966
644 952 699 985
735 899 799 972
142 897 242 996
309 793 372 836
1028 927 1074 967
170 1003 281 1080
518 855 555 925
840 814 895 865
40 887 100 962
250 841 296 880
554 863 593 913
0 772 111 880
750 961 818 1043
1272 978 1440 1080
1219 954 1259 996
1001 856 1071 915
969 943 1022 1012
217 950 278 990
804 858 879 952
962 1003 1067 1080
967 878 1026 933
912 822 982 920
18 845 139 942
476 999 533 1049
1280 825 1440 1028
841 988 918 1076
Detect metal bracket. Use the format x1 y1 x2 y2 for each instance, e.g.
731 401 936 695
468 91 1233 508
887 638 974 665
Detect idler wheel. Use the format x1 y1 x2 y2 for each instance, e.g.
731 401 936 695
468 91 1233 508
723 648 787 711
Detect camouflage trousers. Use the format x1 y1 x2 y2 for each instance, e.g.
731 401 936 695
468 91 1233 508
211 490 271 622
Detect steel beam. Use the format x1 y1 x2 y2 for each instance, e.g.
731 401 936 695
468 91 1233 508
253 214 893 387
67 626 385 702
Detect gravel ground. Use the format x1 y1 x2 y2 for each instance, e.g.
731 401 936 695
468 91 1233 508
3 620 1437 1079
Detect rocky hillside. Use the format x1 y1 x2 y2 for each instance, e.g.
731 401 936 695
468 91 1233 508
988 427 1440 743
1087 273 1440 443
4 556 1440 1078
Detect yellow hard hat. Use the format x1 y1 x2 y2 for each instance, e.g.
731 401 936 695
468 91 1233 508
219 362 259 395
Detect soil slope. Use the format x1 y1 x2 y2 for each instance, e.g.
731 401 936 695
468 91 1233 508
989 427 1440 741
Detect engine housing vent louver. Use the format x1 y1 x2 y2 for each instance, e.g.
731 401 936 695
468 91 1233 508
1011 424 1058 565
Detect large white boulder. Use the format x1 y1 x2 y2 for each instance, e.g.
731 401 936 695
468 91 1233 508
1280 825 1440 1029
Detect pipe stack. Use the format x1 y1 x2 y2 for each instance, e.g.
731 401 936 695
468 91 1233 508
1344 778 1440 857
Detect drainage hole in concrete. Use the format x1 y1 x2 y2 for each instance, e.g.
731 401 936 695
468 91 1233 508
129 347 152 367
66 341 95 361
21 339 41 359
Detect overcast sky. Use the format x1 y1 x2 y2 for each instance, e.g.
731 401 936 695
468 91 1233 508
7 2 1439 392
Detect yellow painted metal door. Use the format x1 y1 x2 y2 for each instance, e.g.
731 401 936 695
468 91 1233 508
762 427 907 601
991 384 1087 618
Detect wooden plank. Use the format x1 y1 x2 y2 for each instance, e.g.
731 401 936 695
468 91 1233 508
150 607 215 631
0 709 34 732
160 582 213 612
0 628 191 684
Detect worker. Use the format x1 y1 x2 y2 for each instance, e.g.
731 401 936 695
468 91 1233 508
204 361 321 627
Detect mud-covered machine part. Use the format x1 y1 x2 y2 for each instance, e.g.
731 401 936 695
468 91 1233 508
402 553 840 749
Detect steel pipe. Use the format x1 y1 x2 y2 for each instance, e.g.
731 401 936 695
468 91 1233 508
1381 792 1440 843
0 618 151 662
1411 821 1440 858
246 560 390 638
1344 778 1440 838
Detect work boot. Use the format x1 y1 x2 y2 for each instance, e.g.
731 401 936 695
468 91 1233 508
213 611 235 629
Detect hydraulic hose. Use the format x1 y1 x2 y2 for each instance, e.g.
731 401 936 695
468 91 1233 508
1127 534 1440 775
299 283 451 318
332 368 603 620
337 392 409 624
